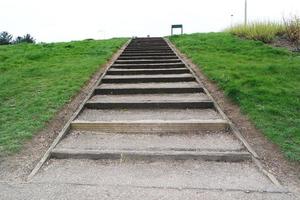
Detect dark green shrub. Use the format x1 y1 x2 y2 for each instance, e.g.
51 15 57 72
0 31 13 45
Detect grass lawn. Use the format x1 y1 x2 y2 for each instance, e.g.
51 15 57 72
170 33 300 161
0 38 127 154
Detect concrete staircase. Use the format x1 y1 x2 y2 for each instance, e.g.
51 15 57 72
27 37 294 199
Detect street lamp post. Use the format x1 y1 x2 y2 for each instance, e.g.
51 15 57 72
244 0 248 25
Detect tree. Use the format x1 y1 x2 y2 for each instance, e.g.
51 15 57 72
14 36 23 44
21 34 35 43
14 34 35 44
0 31 13 45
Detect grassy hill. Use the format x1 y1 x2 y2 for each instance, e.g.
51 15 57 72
0 38 127 154
170 33 300 161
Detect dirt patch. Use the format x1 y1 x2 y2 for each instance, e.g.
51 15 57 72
170 43 300 195
270 37 300 52
0 44 127 182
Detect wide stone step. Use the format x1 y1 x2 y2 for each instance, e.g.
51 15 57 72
89 93 209 102
123 50 174 53
76 108 223 122
126 46 169 49
85 93 213 109
54 131 245 153
121 53 176 56
115 59 181 64
95 82 203 94
102 74 195 83
107 68 189 75
118 55 178 60
125 47 171 50
51 149 251 162
112 62 185 69
32 159 280 193
72 108 228 132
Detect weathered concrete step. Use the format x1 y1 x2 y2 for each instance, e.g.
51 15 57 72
84 101 214 109
32 159 281 193
89 93 209 102
98 82 201 89
107 68 189 75
126 45 169 49
102 74 195 83
118 55 178 60
51 149 251 162
95 82 204 94
85 101 214 109
127 42 167 45
125 47 171 49
125 49 172 51
121 52 176 56
95 87 203 95
112 62 185 69
115 59 181 64
71 120 229 132
123 50 174 54
76 108 223 122
55 131 245 153
85 93 213 109
73 108 228 132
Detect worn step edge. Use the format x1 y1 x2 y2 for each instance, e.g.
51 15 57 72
107 68 189 75
112 62 184 67
84 101 214 109
94 87 204 95
112 64 185 69
124 47 171 49
51 149 251 162
71 120 229 132
115 59 181 64
123 50 174 52
118 56 178 60
102 77 195 83
121 53 176 56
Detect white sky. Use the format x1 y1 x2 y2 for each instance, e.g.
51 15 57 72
1 0 299 42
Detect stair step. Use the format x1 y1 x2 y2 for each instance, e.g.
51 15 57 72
123 50 174 53
76 108 223 122
102 74 195 83
85 101 214 109
125 47 171 50
107 68 189 75
86 93 213 109
55 131 245 153
121 53 176 56
73 108 228 132
95 82 203 94
89 93 209 102
118 56 178 60
115 59 181 64
51 149 251 162
112 62 185 69
71 120 229 133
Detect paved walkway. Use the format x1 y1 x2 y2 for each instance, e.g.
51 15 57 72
1 38 297 200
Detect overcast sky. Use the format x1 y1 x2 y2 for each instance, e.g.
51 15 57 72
1 0 299 42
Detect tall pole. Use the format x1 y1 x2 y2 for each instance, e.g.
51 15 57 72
244 0 248 25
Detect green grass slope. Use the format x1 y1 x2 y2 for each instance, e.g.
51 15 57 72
170 33 300 161
0 38 127 154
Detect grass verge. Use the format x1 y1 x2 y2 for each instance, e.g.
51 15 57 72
0 38 127 154
170 33 300 161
